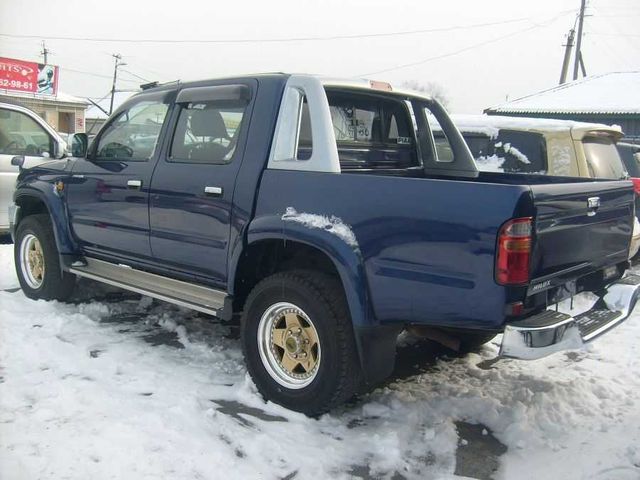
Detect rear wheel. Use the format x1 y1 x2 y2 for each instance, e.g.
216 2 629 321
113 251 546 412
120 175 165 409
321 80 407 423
14 214 75 301
241 270 362 415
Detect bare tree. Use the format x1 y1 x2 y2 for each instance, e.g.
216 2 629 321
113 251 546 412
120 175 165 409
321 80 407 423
401 80 450 109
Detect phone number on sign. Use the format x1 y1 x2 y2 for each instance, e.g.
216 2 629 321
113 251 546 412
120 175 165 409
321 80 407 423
0 79 34 90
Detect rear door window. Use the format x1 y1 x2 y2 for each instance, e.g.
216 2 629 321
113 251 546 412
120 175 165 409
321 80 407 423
324 90 418 170
617 144 640 177
584 136 627 179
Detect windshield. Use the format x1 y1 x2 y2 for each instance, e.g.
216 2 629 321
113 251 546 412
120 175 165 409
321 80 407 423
583 136 627 179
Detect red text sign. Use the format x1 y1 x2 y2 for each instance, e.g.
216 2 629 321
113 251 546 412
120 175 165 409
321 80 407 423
0 57 58 95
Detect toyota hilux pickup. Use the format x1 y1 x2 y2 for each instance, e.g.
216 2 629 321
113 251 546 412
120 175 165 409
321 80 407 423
9 74 640 415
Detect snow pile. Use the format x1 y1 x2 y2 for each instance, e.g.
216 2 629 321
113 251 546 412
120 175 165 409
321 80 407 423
2 244 640 479
0 243 16 289
452 114 615 134
475 154 506 173
282 207 359 249
497 142 531 165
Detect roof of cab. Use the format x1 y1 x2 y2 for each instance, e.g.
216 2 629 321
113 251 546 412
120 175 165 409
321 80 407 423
134 73 434 101
451 114 622 139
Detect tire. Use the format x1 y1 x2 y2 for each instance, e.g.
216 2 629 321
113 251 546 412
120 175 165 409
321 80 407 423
455 331 497 353
14 214 76 301
241 270 362 416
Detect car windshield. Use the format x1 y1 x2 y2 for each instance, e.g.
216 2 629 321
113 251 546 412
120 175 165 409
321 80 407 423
583 136 627 179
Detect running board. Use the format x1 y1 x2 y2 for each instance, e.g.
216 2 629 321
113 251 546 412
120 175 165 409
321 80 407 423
70 257 230 319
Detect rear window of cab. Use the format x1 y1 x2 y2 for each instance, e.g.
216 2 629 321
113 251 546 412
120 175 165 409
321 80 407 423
298 90 419 170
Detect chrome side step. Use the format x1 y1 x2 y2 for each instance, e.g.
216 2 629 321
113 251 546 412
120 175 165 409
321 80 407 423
70 257 229 318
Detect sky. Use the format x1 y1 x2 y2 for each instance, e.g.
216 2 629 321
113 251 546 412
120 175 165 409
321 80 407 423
0 0 638 113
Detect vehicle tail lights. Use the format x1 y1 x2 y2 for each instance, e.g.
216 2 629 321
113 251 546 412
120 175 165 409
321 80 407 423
630 178 640 196
496 217 532 285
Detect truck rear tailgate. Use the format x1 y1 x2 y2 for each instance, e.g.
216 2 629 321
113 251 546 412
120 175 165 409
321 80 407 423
529 180 634 287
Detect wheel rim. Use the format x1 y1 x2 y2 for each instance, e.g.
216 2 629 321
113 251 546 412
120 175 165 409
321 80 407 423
20 233 45 289
257 302 321 389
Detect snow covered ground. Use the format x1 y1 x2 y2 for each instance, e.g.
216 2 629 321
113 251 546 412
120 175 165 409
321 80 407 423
1 242 640 480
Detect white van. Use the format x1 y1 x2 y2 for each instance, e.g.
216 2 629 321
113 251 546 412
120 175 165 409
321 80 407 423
0 102 67 233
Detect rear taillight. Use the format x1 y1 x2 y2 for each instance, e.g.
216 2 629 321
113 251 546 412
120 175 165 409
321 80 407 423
496 217 532 285
631 178 640 196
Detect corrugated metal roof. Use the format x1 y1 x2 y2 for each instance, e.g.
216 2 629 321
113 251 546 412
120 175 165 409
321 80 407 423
486 71 640 115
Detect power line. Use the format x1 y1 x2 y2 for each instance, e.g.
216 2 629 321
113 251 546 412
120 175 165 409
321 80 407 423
360 11 572 77
119 69 151 82
0 15 572 45
589 32 640 37
594 13 640 17
62 66 139 83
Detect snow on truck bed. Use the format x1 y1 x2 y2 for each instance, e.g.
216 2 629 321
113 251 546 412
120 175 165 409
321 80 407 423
1 243 640 479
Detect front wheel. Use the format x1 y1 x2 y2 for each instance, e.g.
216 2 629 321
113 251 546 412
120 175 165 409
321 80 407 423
241 270 362 416
14 214 76 301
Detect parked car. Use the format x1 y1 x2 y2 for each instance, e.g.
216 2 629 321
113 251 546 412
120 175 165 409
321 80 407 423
9 74 640 415
0 102 67 234
617 142 640 222
445 115 640 258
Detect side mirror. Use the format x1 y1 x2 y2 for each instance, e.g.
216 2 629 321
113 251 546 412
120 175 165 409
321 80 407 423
53 138 67 159
634 152 640 165
71 133 88 158
11 155 25 168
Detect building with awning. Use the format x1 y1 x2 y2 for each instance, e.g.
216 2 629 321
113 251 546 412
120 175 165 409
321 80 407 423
0 90 89 134
485 71 640 143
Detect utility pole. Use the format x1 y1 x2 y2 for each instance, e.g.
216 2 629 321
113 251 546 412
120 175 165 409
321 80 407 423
109 53 126 115
559 29 575 84
578 51 587 77
572 0 587 81
40 40 50 64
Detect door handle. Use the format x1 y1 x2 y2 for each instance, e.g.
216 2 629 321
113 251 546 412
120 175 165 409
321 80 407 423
127 179 142 189
204 186 223 196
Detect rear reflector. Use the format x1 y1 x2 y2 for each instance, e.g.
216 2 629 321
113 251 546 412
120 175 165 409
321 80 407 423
496 217 532 285
631 178 640 196
506 301 524 316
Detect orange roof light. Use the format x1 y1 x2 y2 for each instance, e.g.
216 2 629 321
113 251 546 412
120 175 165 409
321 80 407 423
369 80 392 91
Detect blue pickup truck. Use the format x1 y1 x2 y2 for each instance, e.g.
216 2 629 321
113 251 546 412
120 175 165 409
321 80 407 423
9 74 640 414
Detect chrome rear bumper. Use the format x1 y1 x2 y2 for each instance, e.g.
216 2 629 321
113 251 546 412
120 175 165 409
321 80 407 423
500 274 640 360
